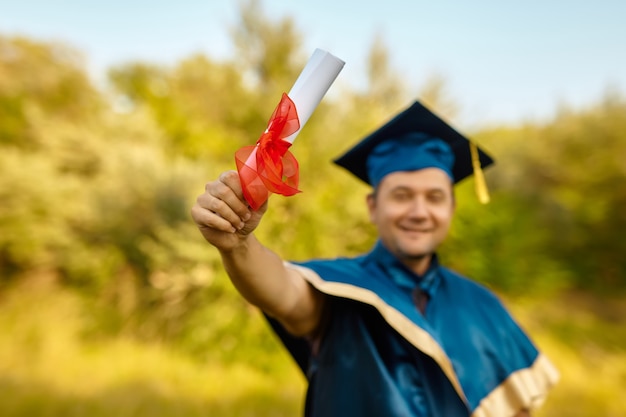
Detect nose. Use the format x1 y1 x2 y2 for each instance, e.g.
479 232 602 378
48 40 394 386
407 196 428 220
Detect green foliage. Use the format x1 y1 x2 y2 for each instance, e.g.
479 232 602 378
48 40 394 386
1 4 626 416
231 0 304 95
0 36 102 148
465 96 626 293
108 57 255 160
1 7 625 329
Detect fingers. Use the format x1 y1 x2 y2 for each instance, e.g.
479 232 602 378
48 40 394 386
218 170 244 196
193 171 252 233
191 202 238 233
214 170 252 221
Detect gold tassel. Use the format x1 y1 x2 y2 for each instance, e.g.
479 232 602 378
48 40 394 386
470 141 490 204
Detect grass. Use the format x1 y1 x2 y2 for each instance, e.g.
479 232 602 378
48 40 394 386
0 280 305 417
510 292 626 417
1 280 624 416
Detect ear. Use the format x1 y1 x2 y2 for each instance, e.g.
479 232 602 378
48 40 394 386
366 192 376 223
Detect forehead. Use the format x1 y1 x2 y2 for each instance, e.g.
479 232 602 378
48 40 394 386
377 168 453 192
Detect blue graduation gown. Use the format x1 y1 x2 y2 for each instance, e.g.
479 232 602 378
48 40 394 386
267 242 559 416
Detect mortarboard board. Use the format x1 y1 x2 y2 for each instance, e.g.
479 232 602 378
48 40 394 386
333 101 494 202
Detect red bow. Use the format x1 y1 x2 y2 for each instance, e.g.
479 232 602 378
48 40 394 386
235 93 301 210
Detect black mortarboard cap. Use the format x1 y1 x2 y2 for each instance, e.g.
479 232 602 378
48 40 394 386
333 100 495 202
334 101 493 184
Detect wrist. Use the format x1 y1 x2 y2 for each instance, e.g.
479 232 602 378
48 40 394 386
220 232 255 257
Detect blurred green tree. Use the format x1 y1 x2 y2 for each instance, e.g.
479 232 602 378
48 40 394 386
443 93 626 294
0 37 102 148
1 0 625 371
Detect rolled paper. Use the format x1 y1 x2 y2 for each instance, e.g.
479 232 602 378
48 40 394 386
283 49 346 143
235 49 345 210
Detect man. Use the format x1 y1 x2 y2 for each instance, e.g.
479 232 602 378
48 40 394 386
191 101 559 416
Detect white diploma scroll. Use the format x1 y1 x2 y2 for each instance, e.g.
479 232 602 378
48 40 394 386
282 48 345 143
246 49 345 166
238 49 344 209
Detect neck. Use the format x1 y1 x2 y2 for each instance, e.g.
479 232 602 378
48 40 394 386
370 241 436 277
399 254 433 276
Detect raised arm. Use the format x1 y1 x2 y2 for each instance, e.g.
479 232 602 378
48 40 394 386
191 170 325 337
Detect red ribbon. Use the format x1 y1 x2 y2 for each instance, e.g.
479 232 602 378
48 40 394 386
235 93 301 210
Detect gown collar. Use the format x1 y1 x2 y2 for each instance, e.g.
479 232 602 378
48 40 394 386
363 241 441 299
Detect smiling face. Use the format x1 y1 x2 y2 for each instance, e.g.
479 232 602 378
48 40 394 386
367 168 455 275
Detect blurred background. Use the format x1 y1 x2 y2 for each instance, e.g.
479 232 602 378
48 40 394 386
1 0 625 415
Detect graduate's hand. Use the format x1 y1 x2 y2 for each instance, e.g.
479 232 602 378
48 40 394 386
191 170 267 252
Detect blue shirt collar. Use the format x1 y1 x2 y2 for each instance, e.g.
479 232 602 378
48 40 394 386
363 241 441 298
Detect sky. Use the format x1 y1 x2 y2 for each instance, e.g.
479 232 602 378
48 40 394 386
1 0 625 128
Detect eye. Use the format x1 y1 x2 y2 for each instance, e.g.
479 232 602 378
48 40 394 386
427 191 447 204
390 190 412 202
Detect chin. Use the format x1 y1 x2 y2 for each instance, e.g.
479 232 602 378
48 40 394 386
397 246 433 261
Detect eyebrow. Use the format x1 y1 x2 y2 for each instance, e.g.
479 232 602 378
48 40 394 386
388 184 448 194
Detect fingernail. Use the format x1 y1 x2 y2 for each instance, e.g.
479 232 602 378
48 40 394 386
242 213 251 221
